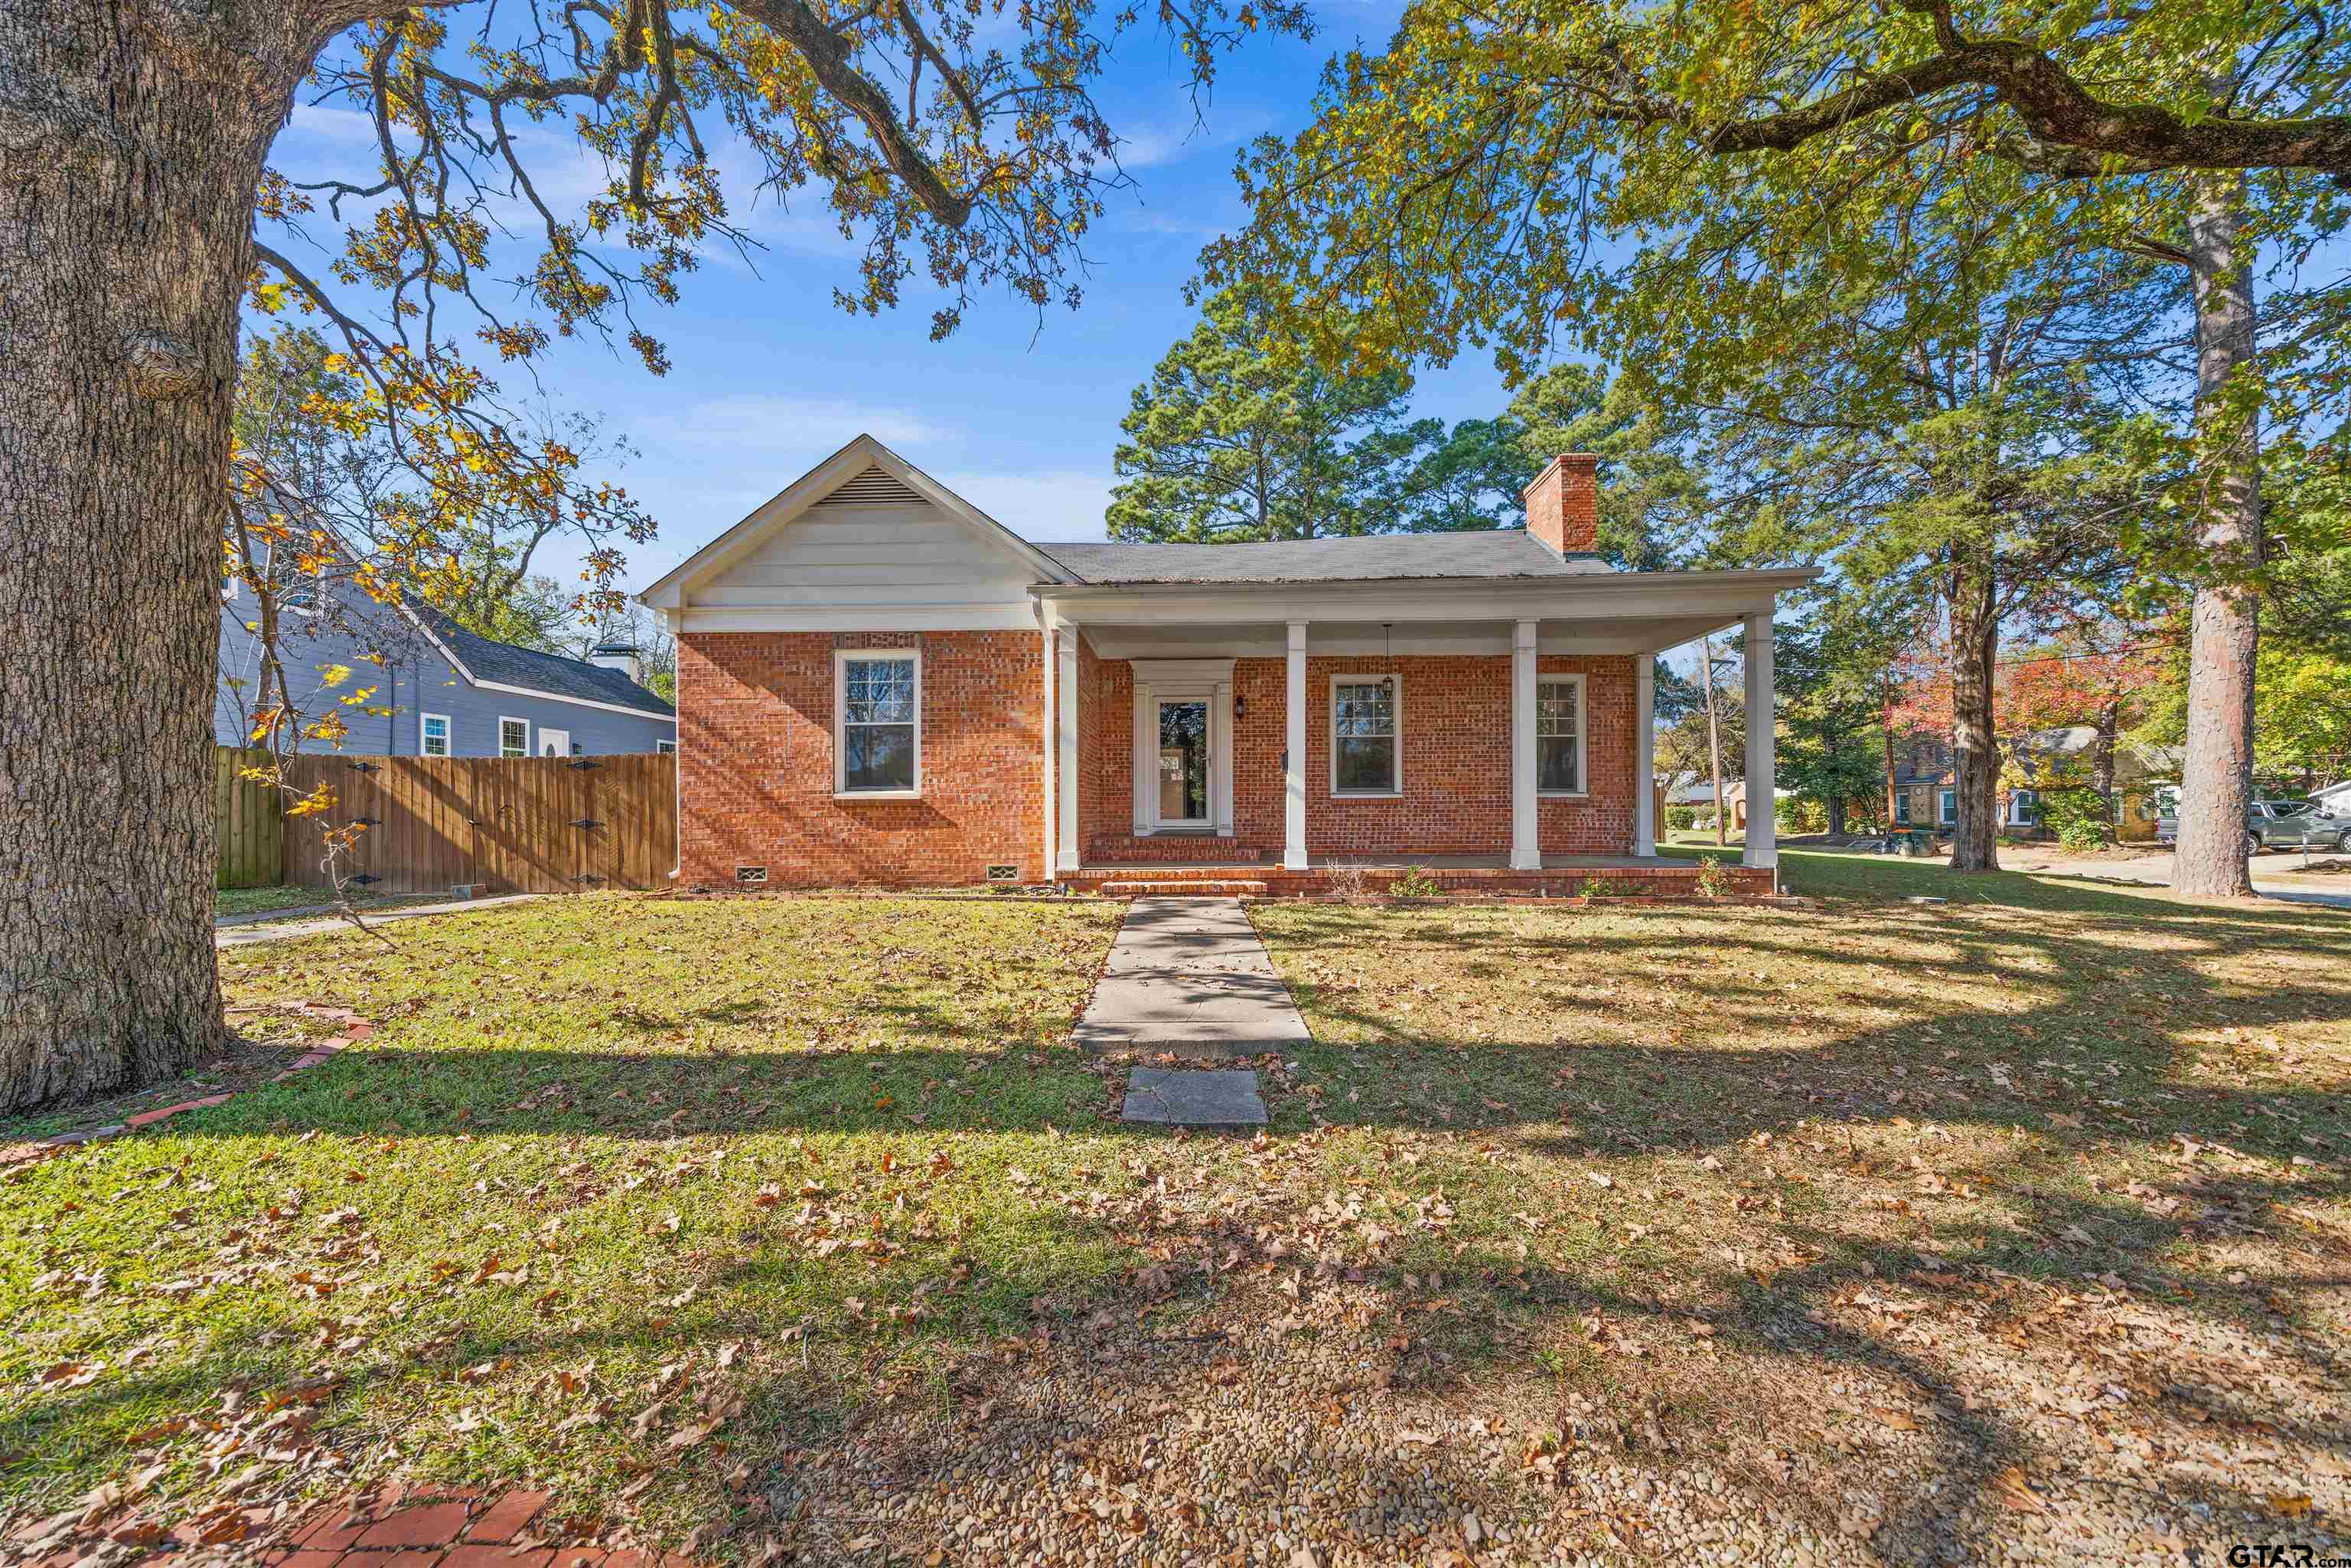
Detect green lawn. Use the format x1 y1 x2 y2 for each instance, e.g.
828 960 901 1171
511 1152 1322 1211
6 881 2346 1559
4 895 1130 1544
1661 839 2183 908
215 885 339 919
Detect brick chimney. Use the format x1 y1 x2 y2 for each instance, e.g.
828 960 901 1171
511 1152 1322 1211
1522 453 1600 556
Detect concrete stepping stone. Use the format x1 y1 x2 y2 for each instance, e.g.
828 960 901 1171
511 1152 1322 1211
1120 1067 1267 1126
1077 896 1303 1126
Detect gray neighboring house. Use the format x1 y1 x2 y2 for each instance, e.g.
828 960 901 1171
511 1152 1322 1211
218 579 675 758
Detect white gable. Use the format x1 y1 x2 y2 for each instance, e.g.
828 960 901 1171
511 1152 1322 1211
696 466 1036 618
644 437 1064 632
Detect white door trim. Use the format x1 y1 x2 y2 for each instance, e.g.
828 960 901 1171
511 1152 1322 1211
1130 662 1235 836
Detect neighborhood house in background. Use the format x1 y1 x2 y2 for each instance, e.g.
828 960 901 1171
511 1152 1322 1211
641 435 1818 894
219 577 677 758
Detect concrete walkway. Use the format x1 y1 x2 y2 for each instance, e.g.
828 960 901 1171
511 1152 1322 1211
1074 897 1306 1126
216 894 548 948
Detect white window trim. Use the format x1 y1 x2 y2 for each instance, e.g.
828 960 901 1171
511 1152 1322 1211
498 716 530 758
1895 793 1912 825
1939 788 1957 825
657 738 678 755
420 712 452 758
835 647 922 799
2010 788 2039 826
1328 672 1402 798
1534 672 1588 798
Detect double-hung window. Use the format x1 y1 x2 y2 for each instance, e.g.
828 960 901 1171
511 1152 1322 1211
420 713 452 758
499 717 529 758
837 650 920 795
2010 789 2040 826
1939 788 1957 825
1536 676 1585 794
1330 676 1400 796
1894 793 1912 825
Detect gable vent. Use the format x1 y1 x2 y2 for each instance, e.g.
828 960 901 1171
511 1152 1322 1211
815 465 925 507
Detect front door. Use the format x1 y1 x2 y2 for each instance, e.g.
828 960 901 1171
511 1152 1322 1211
1153 698 1211 828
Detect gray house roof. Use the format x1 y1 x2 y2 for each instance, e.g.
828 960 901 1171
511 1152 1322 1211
1029 530 1611 585
425 613 674 719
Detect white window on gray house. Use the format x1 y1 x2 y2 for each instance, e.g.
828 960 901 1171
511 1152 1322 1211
1939 788 1957 825
657 738 677 755
2010 788 2040 826
1536 676 1585 794
1331 676 1400 795
1895 793 1912 825
499 716 529 758
420 712 451 758
838 651 919 794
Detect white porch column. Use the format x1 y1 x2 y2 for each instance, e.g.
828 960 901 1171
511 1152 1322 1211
1055 627 1081 873
1510 618 1540 870
1042 624 1058 875
1283 621 1309 870
1743 612 1776 869
1633 652 1657 856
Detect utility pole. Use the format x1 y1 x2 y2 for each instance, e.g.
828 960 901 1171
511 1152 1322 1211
1701 636 1727 848
1882 673 1899 828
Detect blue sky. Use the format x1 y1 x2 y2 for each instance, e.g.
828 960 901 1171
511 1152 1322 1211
261 0 1527 595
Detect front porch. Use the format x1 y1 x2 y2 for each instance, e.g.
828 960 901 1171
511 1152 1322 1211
1041 572 1811 888
1058 851 1775 898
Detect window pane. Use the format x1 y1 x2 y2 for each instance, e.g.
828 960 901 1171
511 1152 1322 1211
1537 735 1580 793
845 659 915 725
1335 735 1395 792
1334 683 1394 737
1537 681 1578 735
844 724 915 791
501 719 527 756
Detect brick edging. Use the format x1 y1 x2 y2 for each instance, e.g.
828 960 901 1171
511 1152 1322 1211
0 1002 374 1172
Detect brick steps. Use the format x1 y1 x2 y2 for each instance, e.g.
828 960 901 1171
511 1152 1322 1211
1094 879 1270 896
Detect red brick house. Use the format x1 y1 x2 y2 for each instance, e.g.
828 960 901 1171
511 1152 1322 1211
642 436 1815 895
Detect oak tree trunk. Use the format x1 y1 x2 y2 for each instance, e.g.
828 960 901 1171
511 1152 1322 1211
2173 173 2263 898
0 0 317 1107
1947 553 2002 872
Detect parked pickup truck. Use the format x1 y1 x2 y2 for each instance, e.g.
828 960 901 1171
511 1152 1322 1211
2157 799 2351 854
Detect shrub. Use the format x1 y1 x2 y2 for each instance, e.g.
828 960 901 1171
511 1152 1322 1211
1784 798 1828 834
1664 805 1697 833
1389 865 1441 900
1694 857 1732 897
2036 789 2111 852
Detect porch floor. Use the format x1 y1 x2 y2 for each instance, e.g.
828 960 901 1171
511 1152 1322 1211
1055 850 1775 898
1072 852 1693 874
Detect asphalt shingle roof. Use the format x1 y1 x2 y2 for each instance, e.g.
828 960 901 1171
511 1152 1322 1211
1029 530 1612 585
426 614 675 718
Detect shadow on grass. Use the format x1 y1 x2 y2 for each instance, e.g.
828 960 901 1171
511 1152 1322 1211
9 883 2344 1554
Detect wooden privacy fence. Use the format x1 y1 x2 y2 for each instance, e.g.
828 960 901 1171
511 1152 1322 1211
277 752 677 895
216 747 285 889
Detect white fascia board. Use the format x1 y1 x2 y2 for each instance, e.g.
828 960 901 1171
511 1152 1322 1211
1032 569 1818 627
640 434 1073 611
469 680 677 723
678 605 1043 634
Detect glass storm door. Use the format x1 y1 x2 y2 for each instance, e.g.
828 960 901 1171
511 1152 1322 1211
1153 699 1211 827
